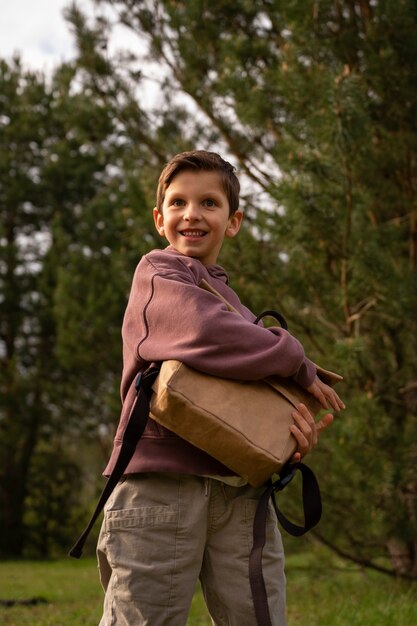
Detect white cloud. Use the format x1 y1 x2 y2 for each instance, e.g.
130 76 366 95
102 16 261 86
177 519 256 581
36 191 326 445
0 0 166 109
0 0 92 72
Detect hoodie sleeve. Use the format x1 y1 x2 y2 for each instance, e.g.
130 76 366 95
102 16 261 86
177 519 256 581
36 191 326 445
123 253 316 388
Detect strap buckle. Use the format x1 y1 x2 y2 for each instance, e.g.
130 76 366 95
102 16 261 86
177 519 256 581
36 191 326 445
272 462 298 492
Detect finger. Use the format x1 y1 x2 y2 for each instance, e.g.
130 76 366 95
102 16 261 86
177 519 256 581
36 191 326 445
315 388 329 409
316 412 334 434
295 403 315 425
292 405 317 445
290 406 318 453
290 451 302 463
290 425 310 456
326 388 344 412
334 391 346 410
291 412 314 445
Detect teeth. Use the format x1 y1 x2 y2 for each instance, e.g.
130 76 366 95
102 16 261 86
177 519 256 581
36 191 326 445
181 231 206 237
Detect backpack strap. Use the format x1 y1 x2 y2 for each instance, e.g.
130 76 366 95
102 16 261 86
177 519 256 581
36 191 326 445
68 365 160 559
249 309 323 623
249 462 322 626
253 309 288 331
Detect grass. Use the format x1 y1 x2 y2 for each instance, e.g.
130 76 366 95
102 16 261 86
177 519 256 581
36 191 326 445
285 547 417 626
0 545 416 625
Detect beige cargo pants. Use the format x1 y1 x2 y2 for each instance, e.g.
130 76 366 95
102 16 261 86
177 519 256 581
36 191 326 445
97 473 286 626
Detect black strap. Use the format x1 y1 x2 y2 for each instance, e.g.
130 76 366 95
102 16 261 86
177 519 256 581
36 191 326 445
70 361 321 626
271 463 322 536
251 310 323 623
254 310 288 331
68 366 160 559
249 463 322 626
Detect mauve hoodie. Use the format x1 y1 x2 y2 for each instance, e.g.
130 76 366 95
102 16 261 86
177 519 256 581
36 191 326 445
104 246 317 477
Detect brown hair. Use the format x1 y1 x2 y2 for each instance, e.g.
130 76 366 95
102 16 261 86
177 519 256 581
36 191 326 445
156 150 240 215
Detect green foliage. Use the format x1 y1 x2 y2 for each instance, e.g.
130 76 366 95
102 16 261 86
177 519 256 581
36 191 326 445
1 550 417 625
23 446 84 558
0 58 58 556
88 0 417 576
2 0 417 574
0 51 165 556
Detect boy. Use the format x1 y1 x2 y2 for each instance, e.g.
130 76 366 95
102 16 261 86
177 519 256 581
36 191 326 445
97 150 344 626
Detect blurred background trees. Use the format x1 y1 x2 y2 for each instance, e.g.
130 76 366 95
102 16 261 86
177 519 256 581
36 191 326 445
1 0 416 576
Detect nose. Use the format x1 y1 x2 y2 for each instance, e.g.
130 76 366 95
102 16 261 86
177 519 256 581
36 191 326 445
183 202 202 221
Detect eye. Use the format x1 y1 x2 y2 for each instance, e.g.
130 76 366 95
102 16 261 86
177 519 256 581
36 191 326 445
203 198 216 207
171 198 185 207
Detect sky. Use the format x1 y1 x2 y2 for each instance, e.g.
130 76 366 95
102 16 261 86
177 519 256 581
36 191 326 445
0 0 92 72
0 0 274 207
0 0 162 107
0 0 146 74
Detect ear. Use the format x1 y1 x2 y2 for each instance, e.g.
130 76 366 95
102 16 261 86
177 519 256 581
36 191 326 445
153 207 165 237
225 210 243 238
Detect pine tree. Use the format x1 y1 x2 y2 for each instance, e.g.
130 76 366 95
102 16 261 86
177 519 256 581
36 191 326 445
0 50 160 555
0 58 58 555
86 0 417 576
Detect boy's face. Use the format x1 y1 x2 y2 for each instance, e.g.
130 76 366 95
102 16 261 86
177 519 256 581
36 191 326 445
153 170 242 266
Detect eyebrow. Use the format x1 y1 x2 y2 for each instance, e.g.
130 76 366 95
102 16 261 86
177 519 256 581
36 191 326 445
165 189 224 200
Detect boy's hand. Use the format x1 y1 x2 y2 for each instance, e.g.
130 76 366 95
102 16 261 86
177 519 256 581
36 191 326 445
306 375 345 412
289 404 334 463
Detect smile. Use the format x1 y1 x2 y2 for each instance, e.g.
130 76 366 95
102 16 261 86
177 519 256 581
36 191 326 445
180 230 207 238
